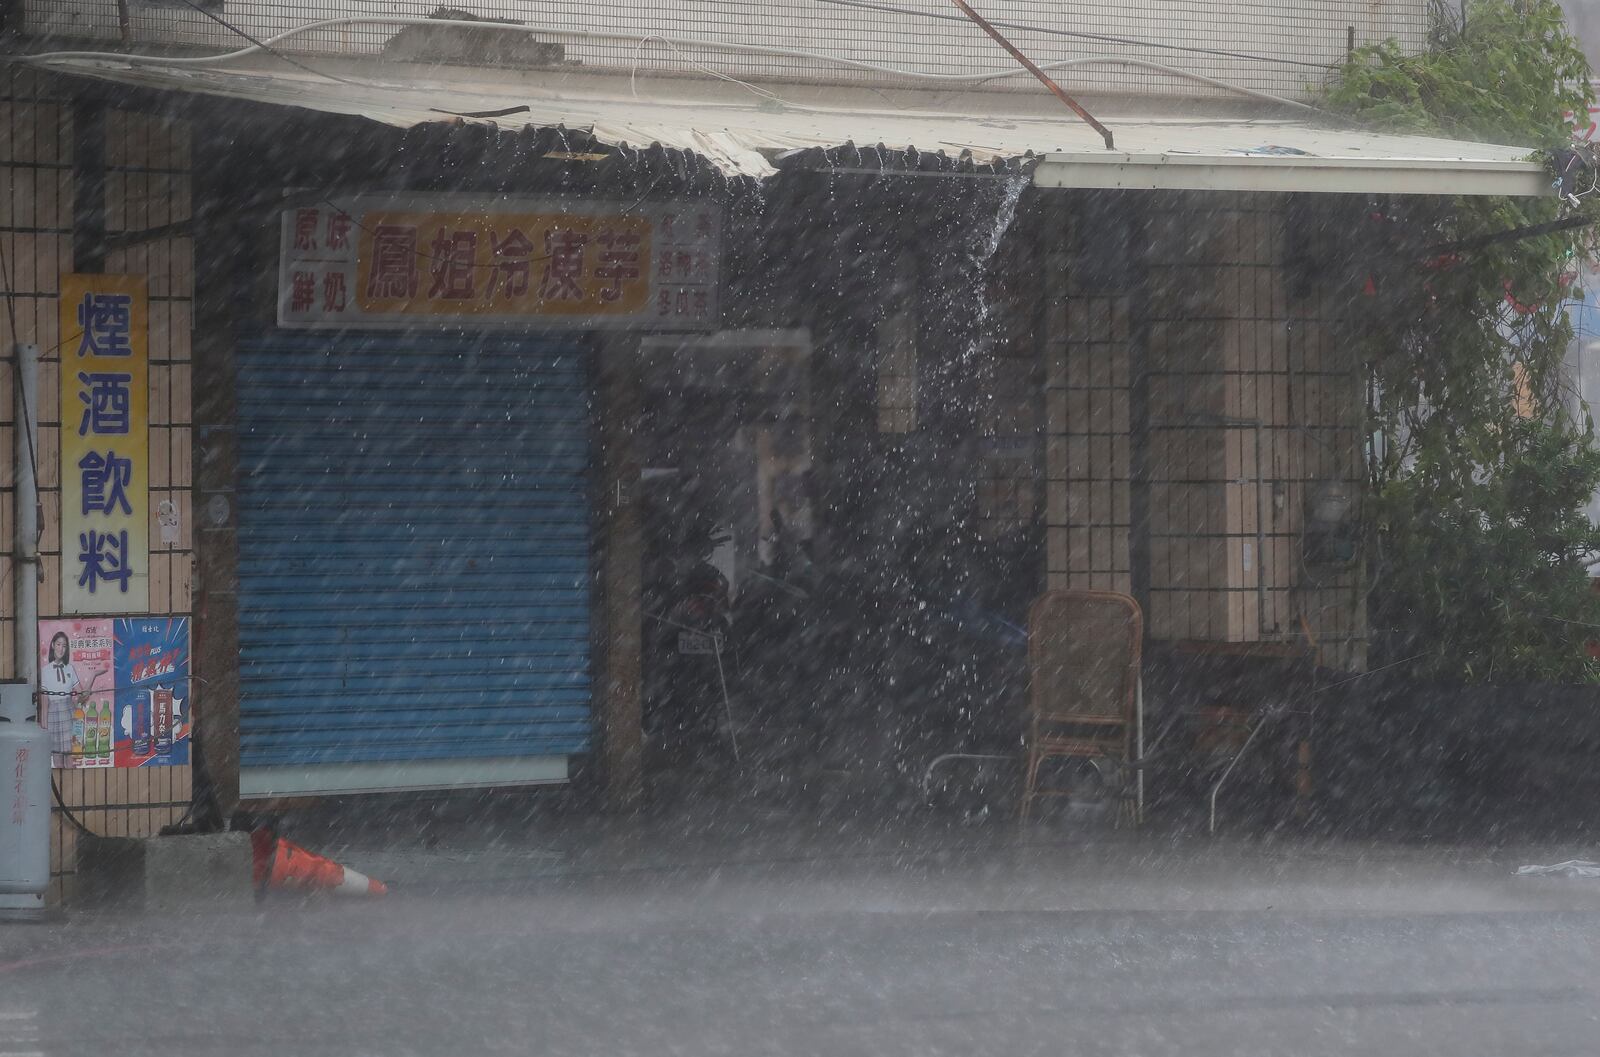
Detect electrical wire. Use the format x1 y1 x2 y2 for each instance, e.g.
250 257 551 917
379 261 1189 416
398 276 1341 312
631 33 793 109
15 16 1321 112
811 0 1336 70
0 233 43 577
166 0 363 85
51 775 97 836
1006 56 1319 112
0 231 39 524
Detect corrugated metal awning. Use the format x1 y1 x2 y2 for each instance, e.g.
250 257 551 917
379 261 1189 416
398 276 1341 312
18 53 1551 194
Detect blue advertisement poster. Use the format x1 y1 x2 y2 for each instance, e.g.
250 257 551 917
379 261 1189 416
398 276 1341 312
113 617 190 767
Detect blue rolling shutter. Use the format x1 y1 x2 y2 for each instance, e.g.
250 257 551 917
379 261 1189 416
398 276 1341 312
234 333 592 779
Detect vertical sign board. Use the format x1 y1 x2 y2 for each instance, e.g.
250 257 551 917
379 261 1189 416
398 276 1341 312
59 274 149 614
37 618 190 769
277 194 721 330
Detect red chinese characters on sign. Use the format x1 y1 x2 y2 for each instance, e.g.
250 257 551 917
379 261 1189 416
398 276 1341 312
323 272 348 313
130 647 178 683
327 212 352 251
366 225 420 300
657 250 710 281
427 229 478 300
290 270 316 313
287 198 717 326
486 228 534 300
656 286 712 320
539 229 589 301
293 208 319 252
596 228 642 303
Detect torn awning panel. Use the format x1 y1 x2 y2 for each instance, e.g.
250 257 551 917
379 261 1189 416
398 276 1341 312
15 54 1551 193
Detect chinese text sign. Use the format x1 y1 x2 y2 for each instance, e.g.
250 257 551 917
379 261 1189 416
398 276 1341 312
278 195 720 330
59 274 149 615
37 618 190 769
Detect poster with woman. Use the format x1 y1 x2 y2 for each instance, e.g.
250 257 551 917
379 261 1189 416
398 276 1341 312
36 619 115 769
36 617 190 768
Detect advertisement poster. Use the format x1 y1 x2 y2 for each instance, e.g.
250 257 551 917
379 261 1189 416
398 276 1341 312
37 617 190 769
278 194 720 330
37 618 115 769
59 273 150 615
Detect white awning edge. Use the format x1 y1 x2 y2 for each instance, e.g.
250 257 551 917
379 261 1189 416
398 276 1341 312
12 53 1555 195
1032 151 1551 197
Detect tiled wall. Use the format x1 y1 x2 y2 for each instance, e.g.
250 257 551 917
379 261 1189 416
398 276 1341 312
0 66 195 900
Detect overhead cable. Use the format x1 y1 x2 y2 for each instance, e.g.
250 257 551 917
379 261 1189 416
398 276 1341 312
18 16 1320 111
944 0 1113 148
168 0 361 84
811 0 1337 70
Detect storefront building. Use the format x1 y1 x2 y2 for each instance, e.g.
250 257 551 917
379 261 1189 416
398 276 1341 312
1 0 1574 893
230 193 717 799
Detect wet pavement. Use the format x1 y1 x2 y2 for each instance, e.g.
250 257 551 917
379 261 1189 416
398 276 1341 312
7 833 1600 1056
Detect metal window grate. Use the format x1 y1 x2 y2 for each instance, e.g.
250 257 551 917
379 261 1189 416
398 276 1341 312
1045 196 1132 596
1046 190 1360 658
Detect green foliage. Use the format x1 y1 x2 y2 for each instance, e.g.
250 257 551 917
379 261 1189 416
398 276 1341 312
1327 0 1600 682
1371 419 1600 681
1326 1 1591 148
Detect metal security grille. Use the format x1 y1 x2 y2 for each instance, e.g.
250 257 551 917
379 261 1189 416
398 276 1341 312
233 332 591 788
1044 195 1133 596
1043 191 1362 661
23 0 1428 102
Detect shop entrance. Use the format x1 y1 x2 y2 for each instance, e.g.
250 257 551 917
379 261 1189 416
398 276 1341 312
637 331 814 777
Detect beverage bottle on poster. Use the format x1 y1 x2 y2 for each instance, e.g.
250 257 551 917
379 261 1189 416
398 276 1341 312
97 702 111 758
154 688 173 755
132 691 151 757
71 704 85 758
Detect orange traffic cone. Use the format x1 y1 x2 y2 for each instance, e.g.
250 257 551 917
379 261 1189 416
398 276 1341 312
250 827 388 897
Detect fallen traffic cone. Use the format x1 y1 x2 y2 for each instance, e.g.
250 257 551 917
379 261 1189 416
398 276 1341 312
250 827 388 897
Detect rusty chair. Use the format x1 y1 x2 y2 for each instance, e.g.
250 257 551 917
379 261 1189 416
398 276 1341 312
1020 590 1143 823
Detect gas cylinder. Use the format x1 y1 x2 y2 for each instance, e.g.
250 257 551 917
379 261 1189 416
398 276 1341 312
0 680 50 920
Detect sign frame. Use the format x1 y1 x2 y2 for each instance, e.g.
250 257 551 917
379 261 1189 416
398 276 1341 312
59 273 150 615
277 193 722 331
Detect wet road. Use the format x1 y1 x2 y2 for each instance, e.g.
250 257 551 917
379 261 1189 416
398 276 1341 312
6 844 1600 1056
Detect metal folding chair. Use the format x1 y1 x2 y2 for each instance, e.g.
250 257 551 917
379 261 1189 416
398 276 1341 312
1020 590 1143 823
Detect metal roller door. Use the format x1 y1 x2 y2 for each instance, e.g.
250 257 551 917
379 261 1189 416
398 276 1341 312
234 333 591 796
